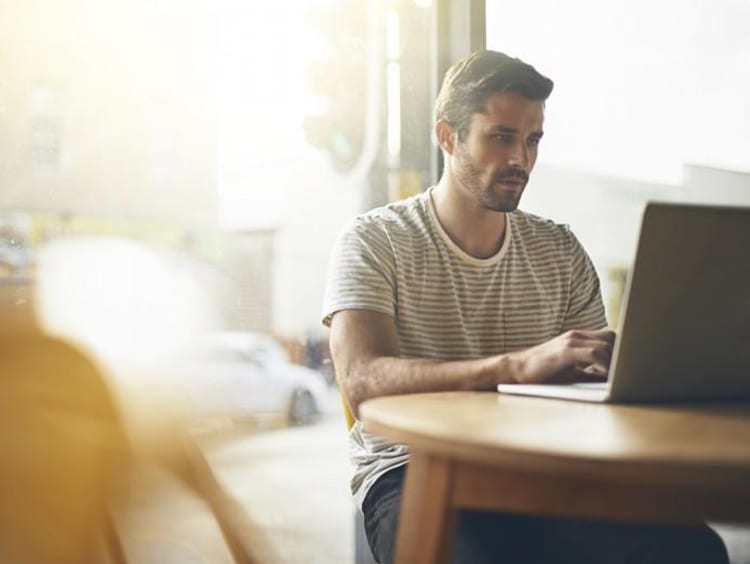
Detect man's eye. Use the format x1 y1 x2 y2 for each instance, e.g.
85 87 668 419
495 134 513 144
527 137 542 147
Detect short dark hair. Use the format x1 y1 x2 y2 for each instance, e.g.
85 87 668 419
434 50 554 140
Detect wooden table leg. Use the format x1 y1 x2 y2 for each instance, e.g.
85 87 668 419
394 453 457 564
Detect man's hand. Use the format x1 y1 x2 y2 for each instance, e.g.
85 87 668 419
508 329 616 385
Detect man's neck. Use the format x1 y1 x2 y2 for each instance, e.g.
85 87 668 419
431 179 507 260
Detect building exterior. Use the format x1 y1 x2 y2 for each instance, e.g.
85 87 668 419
0 0 218 226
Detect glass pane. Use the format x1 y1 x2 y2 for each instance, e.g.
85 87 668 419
486 0 750 325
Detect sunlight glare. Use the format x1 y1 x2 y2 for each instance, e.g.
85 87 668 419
34 237 220 377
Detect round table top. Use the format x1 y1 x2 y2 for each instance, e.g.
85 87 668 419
360 391 750 484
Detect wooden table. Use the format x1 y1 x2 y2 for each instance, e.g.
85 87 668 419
359 391 750 564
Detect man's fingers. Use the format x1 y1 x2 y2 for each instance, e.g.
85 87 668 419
592 342 613 364
548 363 607 384
567 339 613 360
521 329 617 385
571 329 616 344
567 340 613 373
579 363 609 381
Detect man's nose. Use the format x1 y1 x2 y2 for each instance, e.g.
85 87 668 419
507 142 529 169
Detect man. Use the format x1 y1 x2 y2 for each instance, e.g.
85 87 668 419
322 50 728 564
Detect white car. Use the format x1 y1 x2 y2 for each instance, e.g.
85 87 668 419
183 332 329 426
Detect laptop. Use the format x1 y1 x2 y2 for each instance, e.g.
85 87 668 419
498 201 750 403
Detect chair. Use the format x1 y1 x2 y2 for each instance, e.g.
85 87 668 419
0 321 129 563
0 310 278 563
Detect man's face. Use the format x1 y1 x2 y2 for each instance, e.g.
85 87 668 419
451 92 545 212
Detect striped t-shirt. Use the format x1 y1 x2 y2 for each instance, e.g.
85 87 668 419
322 187 607 508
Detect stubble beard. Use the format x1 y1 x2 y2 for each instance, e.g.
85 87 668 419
454 148 526 213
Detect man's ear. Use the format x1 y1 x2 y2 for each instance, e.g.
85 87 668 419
435 120 456 156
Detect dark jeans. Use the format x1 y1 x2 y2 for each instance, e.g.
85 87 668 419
362 465 729 564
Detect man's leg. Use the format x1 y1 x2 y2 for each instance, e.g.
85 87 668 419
361 465 538 564
536 516 729 564
361 466 404 564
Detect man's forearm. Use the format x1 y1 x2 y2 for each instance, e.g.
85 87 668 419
343 354 516 417
329 310 614 418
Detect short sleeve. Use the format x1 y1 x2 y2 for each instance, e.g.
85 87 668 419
321 218 398 327
561 229 608 331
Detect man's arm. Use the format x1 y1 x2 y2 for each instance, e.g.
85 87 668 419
330 309 615 418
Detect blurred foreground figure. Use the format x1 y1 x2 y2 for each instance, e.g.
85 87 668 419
0 296 128 563
0 244 280 563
